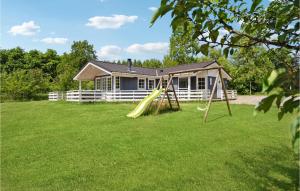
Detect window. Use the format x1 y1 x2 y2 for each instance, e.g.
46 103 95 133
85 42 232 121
115 77 120 89
107 77 111 91
162 80 168 88
138 78 145 89
198 78 205 89
148 79 155 90
96 79 101 90
102 78 106 90
179 78 188 89
95 76 112 91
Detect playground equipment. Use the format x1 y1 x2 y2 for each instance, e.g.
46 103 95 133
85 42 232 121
127 75 180 118
127 64 232 122
126 88 164 118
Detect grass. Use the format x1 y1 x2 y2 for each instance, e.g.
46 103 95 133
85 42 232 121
1 101 298 191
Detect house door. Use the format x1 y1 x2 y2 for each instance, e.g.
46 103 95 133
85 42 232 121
179 77 188 90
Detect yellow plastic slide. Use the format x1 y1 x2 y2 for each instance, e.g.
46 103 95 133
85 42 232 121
127 88 164 118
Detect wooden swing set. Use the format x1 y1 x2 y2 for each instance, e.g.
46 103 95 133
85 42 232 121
155 66 232 122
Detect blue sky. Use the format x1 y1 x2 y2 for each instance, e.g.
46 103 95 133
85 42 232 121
1 0 172 61
1 0 272 61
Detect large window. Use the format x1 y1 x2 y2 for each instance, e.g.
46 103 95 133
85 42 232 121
198 78 205 89
148 79 155 90
115 77 120 89
138 78 145 89
95 76 112 91
179 78 188 89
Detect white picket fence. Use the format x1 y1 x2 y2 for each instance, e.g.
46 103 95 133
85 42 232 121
47 89 237 102
48 92 63 101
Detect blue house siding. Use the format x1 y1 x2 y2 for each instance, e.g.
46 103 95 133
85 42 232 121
120 77 137 90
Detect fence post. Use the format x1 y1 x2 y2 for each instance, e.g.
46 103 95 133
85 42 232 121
79 80 82 102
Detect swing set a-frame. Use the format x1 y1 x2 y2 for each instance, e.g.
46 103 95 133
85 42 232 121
155 66 232 122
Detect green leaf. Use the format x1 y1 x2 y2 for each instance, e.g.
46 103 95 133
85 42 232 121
250 0 262 12
294 0 300 8
230 48 234 55
255 94 277 113
262 68 286 92
291 116 300 140
231 35 242 44
278 34 287 42
295 22 300 31
192 30 201 40
171 16 185 31
223 47 230 57
209 30 219 42
200 44 209 56
150 3 173 26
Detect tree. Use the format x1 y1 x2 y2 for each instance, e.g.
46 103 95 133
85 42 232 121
24 50 42 69
197 48 235 75
231 46 275 94
168 23 200 64
133 59 143 67
151 0 300 152
151 0 299 56
57 41 97 91
1 69 50 100
162 55 178 68
41 49 61 80
143 59 162 68
70 40 97 69
0 47 26 73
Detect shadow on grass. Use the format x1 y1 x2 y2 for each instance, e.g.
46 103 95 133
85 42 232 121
143 101 180 116
204 114 228 123
226 145 299 190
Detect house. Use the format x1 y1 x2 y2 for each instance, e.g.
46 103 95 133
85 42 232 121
49 59 237 102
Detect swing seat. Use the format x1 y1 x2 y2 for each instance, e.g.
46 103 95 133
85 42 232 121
197 106 208 111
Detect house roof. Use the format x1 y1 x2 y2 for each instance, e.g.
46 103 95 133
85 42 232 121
74 60 233 81
89 60 216 76
90 60 158 76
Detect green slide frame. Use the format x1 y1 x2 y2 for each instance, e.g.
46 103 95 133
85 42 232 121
127 88 164 118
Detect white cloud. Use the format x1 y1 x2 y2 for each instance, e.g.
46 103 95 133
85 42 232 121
126 42 169 54
97 45 122 59
8 21 40 36
41 37 68 45
86 15 138 29
148 7 158 11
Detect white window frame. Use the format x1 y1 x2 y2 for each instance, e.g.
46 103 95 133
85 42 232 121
178 77 188 90
197 77 206 90
138 78 146 90
115 76 120 90
95 78 101 90
95 76 112 91
148 79 155 90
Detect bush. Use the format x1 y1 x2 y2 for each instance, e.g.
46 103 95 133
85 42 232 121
1 69 50 100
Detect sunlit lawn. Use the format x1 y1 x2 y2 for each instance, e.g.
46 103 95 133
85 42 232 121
1 101 298 190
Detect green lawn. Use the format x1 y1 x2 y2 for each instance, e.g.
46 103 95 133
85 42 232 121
1 101 298 190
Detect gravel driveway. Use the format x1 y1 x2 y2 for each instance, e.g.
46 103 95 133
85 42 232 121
229 95 266 105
